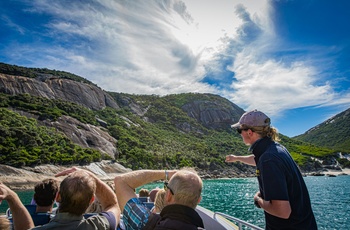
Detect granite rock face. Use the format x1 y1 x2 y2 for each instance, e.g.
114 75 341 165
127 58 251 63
0 74 119 110
181 96 245 130
0 73 120 159
116 93 245 132
42 115 118 159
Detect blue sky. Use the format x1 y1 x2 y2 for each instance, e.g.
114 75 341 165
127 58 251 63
0 0 349 137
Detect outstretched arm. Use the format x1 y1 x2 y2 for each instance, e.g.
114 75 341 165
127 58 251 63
0 183 34 230
225 154 256 166
114 170 176 212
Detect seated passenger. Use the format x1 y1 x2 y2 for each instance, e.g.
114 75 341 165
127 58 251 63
152 189 166 214
114 169 204 230
24 179 60 226
31 167 120 230
33 178 59 214
138 188 149 202
149 188 160 202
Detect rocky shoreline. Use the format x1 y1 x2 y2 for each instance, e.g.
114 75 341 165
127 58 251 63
0 161 130 190
1 162 349 191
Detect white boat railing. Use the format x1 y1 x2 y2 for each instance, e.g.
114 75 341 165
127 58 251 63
214 212 264 230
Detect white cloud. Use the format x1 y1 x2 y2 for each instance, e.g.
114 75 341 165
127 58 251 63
319 91 350 107
213 1 345 118
25 0 218 95
227 50 335 116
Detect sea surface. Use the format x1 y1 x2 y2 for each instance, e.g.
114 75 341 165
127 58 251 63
1 175 349 229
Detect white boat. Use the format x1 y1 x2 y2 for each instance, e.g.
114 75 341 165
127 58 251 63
196 205 263 230
6 203 263 230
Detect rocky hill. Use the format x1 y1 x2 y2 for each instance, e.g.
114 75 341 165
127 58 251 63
294 108 350 152
0 62 349 186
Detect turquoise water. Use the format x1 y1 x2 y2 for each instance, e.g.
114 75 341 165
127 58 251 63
1 176 349 229
200 176 350 229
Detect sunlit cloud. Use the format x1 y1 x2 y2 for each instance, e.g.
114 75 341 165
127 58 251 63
24 0 215 95
228 51 334 116
212 3 343 118
0 0 349 136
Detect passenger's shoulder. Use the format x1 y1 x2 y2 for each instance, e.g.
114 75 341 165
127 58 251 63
141 213 161 230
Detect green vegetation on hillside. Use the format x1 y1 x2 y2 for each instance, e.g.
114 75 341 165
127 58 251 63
95 102 247 170
106 93 341 170
0 93 97 124
0 91 243 170
294 108 350 152
0 90 346 171
0 89 345 171
279 135 337 166
0 108 105 167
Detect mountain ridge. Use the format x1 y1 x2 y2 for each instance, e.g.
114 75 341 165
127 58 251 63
0 62 349 185
294 108 350 151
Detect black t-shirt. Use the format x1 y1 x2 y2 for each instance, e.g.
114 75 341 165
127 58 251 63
253 138 318 230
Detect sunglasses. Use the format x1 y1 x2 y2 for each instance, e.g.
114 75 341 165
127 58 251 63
164 181 174 195
236 128 249 134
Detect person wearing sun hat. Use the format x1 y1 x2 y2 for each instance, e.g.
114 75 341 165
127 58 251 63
226 109 317 230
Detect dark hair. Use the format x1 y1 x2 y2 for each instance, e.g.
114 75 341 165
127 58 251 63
34 179 59 207
139 188 150 197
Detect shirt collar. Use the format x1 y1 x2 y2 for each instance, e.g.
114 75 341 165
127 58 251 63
249 137 274 164
248 138 263 153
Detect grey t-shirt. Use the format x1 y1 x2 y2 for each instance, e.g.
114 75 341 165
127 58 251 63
31 212 116 230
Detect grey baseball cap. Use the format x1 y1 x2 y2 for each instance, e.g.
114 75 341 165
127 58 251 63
231 109 271 128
